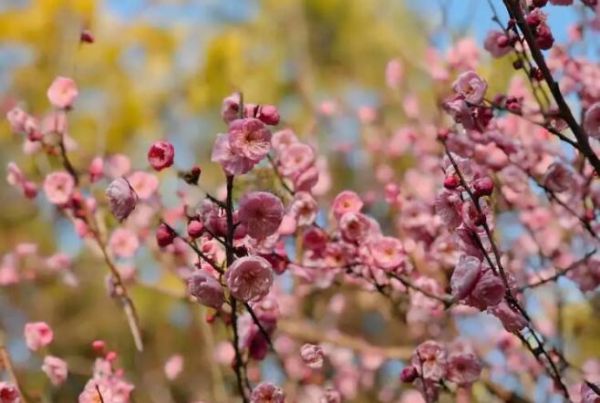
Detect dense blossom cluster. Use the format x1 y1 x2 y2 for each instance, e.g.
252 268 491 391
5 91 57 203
3 0 600 402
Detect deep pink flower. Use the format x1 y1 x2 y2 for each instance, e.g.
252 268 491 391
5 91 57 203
42 355 68 386
211 132 255 175
238 191 284 239
89 157 104 183
452 71 487 104
105 178 138 221
228 118 272 162
256 104 280 126
0 382 20 403
108 228 139 258
300 343 325 369
43 171 74 205
446 352 481 386
226 256 273 302
47 76 78 109
369 236 405 271
339 212 378 242
584 102 600 139
411 340 447 381
187 270 225 309
488 301 527 332
484 30 513 58
156 223 176 247
331 190 364 220
24 321 54 351
250 382 285 403
451 255 482 300
543 162 575 193
469 269 505 309
147 141 175 171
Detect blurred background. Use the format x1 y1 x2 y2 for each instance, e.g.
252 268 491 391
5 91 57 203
1 0 598 402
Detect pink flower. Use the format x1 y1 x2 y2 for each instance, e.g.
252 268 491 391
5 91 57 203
221 93 241 123
0 382 20 403
211 133 255 175
271 128 298 152
278 143 315 177
108 228 139 258
256 105 280 126
488 301 527 332
187 270 225 309
228 118 272 162
468 269 505 309
435 190 462 229
543 162 575 193
226 256 273 302
250 382 285 403
47 76 78 109
78 358 134 403
369 236 405 271
300 343 325 369
106 178 138 221
164 354 184 381
581 382 600 403
126 171 158 200
339 212 378 243
6 106 29 133
43 171 74 205
147 141 175 171
238 191 284 239
584 102 600 139
42 355 68 386
289 191 318 226
446 352 481 386
331 191 363 220
484 30 512 58
385 58 404 89
105 154 131 178
451 255 482 299
89 157 104 183
24 321 54 351
452 71 487 105
411 341 447 381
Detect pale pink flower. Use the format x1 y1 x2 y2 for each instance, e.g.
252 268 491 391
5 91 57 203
448 37 479 71
278 143 315 177
331 191 363 220
126 171 158 200
452 71 487 105
412 341 447 381
484 30 512 58
293 165 319 191
6 106 29 133
301 343 325 369
43 171 74 205
187 270 225 309
164 354 184 381
271 128 298 152
78 358 134 403
24 321 54 351
42 355 68 386
108 228 139 258
46 253 71 272
451 255 482 299
250 382 285 403
584 102 600 139
385 58 404 89
106 178 138 221
446 352 481 386
238 191 284 239
226 256 273 302
289 192 318 226
228 118 272 162
221 93 241 123
0 382 20 403
105 154 131 178
211 132 255 175
147 140 175 171
47 76 78 109
369 236 405 271
543 162 575 193
357 106 377 124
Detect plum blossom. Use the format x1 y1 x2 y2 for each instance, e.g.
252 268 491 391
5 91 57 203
24 321 54 351
484 30 513 58
468 268 505 309
211 132 255 175
584 102 600 139
126 171 158 200
543 162 575 193
0 382 20 403
108 228 140 258
228 118 272 162
385 58 404 89
238 191 284 239
446 352 481 386
78 358 134 403
42 355 68 386
47 76 78 109
331 191 363 220
411 341 447 381
488 301 527 332
147 141 175 171
226 256 273 302
369 236 405 271
277 143 315 177
451 255 482 299
452 71 487 105
300 343 325 369
289 192 318 226
106 178 138 221
187 270 225 309
43 171 74 205
164 354 184 381
250 382 285 403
